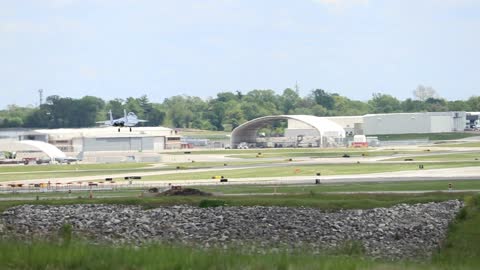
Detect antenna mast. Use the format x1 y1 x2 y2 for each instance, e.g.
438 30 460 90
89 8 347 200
38 89 43 107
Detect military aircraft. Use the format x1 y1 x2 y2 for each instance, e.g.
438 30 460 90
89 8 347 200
54 151 84 164
36 152 84 165
97 110 148 132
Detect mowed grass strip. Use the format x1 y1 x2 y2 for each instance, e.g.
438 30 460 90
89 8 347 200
227 150 424 159
0 160 282 181
165 148 423 158
0 162 153 173
197 180 480 194
433 142 480 148
386 153 480 162
141 162 480 181
0 192 467 212
2 179 479 201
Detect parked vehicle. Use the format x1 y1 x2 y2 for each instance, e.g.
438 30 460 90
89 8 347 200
238 142 249 149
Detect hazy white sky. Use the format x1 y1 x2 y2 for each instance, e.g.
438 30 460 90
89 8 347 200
1 0 479 108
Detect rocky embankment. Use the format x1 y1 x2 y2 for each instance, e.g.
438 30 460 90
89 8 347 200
0 200 463 260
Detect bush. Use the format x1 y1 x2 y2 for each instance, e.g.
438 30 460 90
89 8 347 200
464 195 480 210
59 223 73 245
457 207 468 221
199 199 226 208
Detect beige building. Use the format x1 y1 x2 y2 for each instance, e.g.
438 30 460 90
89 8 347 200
0 127 181 163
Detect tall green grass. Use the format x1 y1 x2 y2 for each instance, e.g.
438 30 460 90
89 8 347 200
432 194 480 269
0 240 399 270
1 194 480 269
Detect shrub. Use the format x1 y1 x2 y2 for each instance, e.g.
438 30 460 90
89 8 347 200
59 223 73 245
457 207 468 221
199 199 226 208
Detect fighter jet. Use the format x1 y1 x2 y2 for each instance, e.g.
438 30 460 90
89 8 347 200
97 110 148 132
36 152 84 165
54 151 84 164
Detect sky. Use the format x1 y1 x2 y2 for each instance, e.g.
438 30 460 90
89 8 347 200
1 0 479 109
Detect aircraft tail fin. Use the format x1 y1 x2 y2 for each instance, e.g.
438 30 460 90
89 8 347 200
109 110 114 124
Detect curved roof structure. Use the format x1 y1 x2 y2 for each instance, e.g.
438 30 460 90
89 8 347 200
231 115 345 147
0 140 65 158
19 140 66 158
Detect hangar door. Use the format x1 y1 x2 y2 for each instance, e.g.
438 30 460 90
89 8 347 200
83 137 156 151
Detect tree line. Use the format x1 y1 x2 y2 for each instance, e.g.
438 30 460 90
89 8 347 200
1 86 479 131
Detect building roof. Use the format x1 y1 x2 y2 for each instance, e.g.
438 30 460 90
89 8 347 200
0 139 65 158
231 115 345 146
34 126 175 139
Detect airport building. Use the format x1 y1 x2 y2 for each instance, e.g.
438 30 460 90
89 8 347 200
0 127 181 163
231 115 346 148
363 112 467 135
230 111 475 148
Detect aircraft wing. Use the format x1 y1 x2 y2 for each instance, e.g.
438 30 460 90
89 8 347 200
137 120 148 123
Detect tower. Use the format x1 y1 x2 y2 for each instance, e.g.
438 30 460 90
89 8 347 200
38 89 43 106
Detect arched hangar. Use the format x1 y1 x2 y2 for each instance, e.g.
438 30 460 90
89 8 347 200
231 115 346 148
0 140 66 160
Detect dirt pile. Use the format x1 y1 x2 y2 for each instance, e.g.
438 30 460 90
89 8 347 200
160 187 211 196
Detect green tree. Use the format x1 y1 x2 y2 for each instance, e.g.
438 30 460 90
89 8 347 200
401 98 426 112
312 89 335 110
466 96 480 111
106 99 125 119
448 100 470 111
280 88 301 114
424 98 448 112
368 93 401 113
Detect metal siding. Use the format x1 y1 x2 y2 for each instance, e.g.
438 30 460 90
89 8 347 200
364 114 430 135
83 136 161 151
84 138 131 151
430 116 452 133
154 137 165 151
130 138 142 151
141 137 154 151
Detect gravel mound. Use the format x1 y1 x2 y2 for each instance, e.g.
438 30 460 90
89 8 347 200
0 200 463 260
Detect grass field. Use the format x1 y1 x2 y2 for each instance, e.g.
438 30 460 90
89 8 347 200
164 148 424 157
0 192 467 213
386 152 480 162
0 160 280 182
140 161 480 181
433 142 480 148
0 241 423 270
0 193 479 269
2 179 480 201
0 162 153 173
227 150 425 159
197 180 480 194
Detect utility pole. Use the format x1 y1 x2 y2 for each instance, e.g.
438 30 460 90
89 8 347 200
294 81 299 94
38 89 43 107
